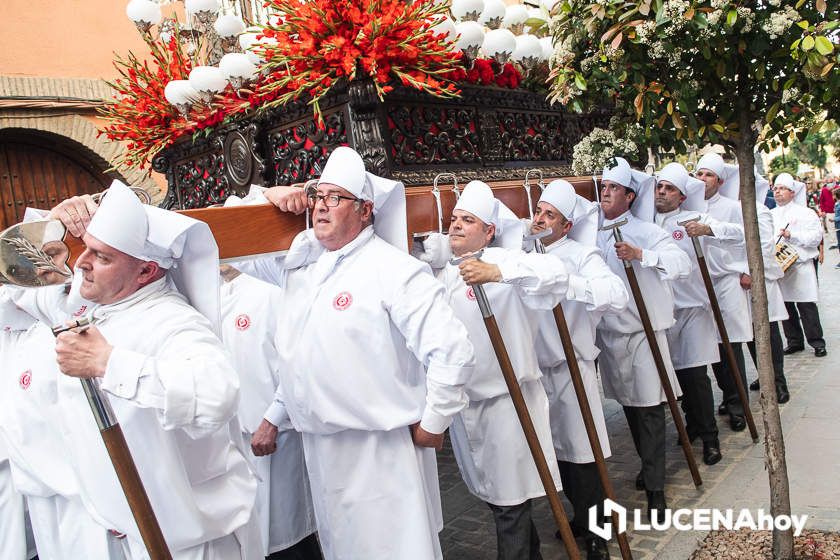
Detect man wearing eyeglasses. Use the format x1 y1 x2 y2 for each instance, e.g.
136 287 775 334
242 147 476 560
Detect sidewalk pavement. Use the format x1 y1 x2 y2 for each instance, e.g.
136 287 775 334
439 248 840 559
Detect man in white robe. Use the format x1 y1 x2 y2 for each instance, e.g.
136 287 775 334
218 265 320 558
1 223 121 560
595 157 691 519
528 180 627 559
15 181 260 559
694 152 753 431
770 173 826 357
653 163 744 465
249 147 475 560
413 181 566 559
717 173 792 402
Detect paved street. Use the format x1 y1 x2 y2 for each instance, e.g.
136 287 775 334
440 242 840 560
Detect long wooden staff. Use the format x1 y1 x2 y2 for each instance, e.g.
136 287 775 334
599 219 703 488
53 319 172 560
451 252 580 560
677 216 759 442
529 231 633 559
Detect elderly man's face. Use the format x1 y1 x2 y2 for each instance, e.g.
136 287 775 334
600 180 634 220
75 234 149 304
654 181 686 214
695 169 722 200
448 210 495 257
773 185 795 206
310 183 372 251
532 202 571 246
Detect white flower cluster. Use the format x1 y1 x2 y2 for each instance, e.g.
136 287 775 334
707 10 723 26
737 7 755 32
635 20 657 44
710 0 729 9
572 127 639 174
781 87 799 104
762 5 799 40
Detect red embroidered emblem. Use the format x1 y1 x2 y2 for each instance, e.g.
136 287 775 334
333 292 353 311
19 370 31 390
672 230 684 241
466 287 476 301
234 314 251 331
73 305 87 317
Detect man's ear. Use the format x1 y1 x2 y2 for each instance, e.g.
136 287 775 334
137 260 162 287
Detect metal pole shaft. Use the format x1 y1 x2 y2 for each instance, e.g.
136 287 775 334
612 230 703 487
52 322 172 560
472 283 581 560
535 242 633 558
689 238 759 442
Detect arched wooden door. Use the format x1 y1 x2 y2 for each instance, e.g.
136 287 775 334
0 132 112 230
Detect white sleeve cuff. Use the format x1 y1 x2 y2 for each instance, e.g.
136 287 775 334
566 274 588 302
101 348 146 400
419 408 451 435
640 249 658 268
263 401 290 428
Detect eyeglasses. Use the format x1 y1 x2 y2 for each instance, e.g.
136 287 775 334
306 192 361 208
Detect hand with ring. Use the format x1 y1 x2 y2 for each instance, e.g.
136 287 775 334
48 195 98 238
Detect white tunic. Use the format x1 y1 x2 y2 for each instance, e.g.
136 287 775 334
439 247 565 504
535 237 627 463
1 320 118 560
219 274 316 555
256 227 474 560
12 278 260 559
757 204 788 322
596 211 690 406
770 202 822 303
656 209 743 368
705 193 753 342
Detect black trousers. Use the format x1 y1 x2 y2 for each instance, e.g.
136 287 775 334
558 460 606 540
675 365 718 443
711 342 748 417
782 301 825 350
487 499 543 560
622 405 665 492
747 321 788 391
268 533 324 560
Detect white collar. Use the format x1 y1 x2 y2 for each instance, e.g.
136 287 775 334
655 208 680 227
544 235 571 252
91 276 174 322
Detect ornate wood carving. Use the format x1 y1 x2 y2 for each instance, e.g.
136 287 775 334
155 82 609 209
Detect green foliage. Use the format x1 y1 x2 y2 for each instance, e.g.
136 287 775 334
768 153 801 175
790 130 829 169
547 0 839 158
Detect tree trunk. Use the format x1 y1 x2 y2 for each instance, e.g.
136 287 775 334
734 117 794 560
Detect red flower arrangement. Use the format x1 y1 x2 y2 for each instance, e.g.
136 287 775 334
99 0 527 173
253 0 463 124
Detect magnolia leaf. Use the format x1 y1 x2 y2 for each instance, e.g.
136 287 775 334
801 35 815 51
574 73 588 90
672 111 683 129
634 92 644 116
667 99 674 115
726 9 737 27
796 20 809 30
639 1 650 16
821 62 835 77
711 123 725 133
816 0 826 14
756 65 765 80
657 113 668 128
611 31 623 50
698 125 706 137
766 101 780 123
791 38 802 51
814 36 833 55
795 0 805 9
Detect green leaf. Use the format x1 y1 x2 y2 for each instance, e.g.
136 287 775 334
756 65 765 80
574 73 587 90
801 35 815 51
711 124 725 133
791 38 802 51
814 36 833 55
796 20 809 30
795 0 805 8
726 9 737 27
766 101 780 123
